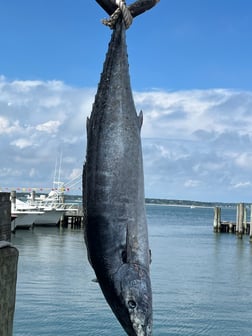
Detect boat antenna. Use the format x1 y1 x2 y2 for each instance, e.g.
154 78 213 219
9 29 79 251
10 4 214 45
58 151 63 184
53 156 58 190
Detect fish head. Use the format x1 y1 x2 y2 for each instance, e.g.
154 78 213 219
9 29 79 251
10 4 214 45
113 263 152 336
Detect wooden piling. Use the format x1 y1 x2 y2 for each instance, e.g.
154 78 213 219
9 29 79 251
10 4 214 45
10 191 16 212
250 205 252 242
244 205 247 234
228 221 233 233
0 243 19 336
235 204 239 234
0 192 19 336
0 192 11 242
236 203 244 238
213 207 221 232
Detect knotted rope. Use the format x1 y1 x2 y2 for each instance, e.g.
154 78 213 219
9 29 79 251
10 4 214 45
102 0 133 29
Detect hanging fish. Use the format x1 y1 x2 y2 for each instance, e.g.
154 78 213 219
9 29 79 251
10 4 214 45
83 1 159 335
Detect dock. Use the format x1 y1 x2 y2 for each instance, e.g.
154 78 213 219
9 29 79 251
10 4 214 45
60 206 86 229
60 212 86 229
213 203 252 239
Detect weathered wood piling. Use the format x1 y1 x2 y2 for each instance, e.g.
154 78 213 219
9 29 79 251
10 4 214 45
236 203 244 238
0 193 12 242
250 205 252 242
213 207 221 232
213 203 251 239
0 192 19 336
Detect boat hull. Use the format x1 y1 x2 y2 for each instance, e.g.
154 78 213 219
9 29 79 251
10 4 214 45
12 212 42 230
33 209 65 226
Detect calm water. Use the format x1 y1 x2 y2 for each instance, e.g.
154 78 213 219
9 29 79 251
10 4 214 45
12 205 252 335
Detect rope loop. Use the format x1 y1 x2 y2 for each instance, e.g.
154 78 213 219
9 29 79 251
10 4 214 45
102 0 133 29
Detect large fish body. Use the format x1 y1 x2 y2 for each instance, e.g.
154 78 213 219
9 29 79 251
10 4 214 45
83 18 152 336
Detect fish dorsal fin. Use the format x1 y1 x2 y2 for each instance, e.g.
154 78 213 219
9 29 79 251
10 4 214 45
86 117 90 133
138 110 143 129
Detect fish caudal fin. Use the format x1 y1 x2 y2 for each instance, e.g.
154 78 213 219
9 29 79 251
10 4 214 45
96 0 160 29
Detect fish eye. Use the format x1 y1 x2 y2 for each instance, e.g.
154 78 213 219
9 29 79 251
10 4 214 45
128 300 137 309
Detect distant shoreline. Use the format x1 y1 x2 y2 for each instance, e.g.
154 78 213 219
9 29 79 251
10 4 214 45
145 202 215 209
14 192 239 208
145 198 238 209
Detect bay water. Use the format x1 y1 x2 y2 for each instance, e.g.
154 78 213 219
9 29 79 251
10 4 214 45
12 205 252 335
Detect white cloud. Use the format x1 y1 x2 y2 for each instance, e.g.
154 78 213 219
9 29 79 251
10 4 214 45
138 89 252 201
36 120 61 133
135 89 252 140
235 152 252 170
0 116 21 134
11 138 33 149
231 181 251 189
29 168 37 178
1 75 252 201
184 179 201 188
69 168 82 180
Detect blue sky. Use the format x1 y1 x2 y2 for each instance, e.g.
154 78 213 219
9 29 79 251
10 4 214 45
1 1 252 202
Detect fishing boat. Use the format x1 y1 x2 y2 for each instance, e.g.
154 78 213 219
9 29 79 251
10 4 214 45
11 199 44 230
25 182 80 226
11 157 82 227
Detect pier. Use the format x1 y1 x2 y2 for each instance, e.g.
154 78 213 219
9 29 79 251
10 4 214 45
213 203 252 240
60 213 85 229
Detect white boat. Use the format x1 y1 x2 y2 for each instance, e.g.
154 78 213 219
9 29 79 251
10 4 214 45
11 199 44 230
11 161 81 227
33 208 65 226
25 183 79 226
12 211 43 230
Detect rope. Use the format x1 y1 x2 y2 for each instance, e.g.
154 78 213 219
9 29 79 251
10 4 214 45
102 0 133 29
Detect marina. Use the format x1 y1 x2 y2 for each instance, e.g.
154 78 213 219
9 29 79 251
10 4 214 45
2 193 252 335
6 191 252 236
10 204 252 335
10 189 84 231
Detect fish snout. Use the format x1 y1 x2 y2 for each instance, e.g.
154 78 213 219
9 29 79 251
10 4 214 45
130 312 152 336
132 323 152 336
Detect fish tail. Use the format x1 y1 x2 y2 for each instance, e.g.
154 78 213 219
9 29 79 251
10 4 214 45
96 0 160 29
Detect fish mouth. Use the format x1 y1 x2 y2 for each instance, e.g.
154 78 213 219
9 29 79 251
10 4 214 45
132 323 152 336
130 313 152 336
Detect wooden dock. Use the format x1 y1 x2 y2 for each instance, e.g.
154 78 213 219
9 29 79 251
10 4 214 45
60 214 84 229
213 203 252 240
60 207 87 229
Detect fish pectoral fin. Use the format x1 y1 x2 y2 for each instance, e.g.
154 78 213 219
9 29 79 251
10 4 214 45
92 278 99 283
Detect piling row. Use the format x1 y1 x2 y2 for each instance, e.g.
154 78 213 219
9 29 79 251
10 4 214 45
60 215 84 229
213 203 252 240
